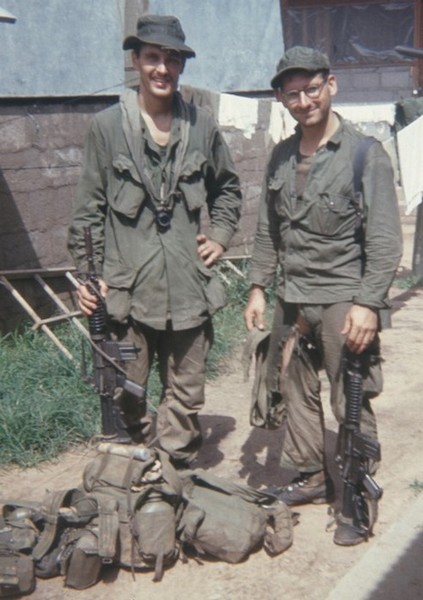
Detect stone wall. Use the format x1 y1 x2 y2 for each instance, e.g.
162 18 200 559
0 99 115 330
0 92 277 330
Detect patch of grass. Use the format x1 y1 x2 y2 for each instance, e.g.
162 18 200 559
0 259 273 467
0 325 99 467
410 479 423 495
393 272 423 290
206 260 251 377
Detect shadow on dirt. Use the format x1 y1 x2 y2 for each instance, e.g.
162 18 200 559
196 415 237 470
237 426 340 491
197 413 342 495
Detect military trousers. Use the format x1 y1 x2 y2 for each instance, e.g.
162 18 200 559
276 301 383 473
111 318 213 463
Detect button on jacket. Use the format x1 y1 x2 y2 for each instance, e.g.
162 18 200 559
249 117 402 316
68 90 242 330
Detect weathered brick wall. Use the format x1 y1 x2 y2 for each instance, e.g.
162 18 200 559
217 100 276 256
0 99 116 331
0 99 114 270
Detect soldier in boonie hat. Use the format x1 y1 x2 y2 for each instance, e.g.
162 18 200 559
271 46 330 89
123 14 195 58
69 13 241 466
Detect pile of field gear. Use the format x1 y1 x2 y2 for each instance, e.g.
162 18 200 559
0 443 294 595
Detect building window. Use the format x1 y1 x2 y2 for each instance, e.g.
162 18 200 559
281 1 417 67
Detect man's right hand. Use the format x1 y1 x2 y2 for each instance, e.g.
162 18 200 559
244 285 266 331
77 279 108 317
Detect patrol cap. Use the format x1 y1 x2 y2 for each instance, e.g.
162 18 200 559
123 14 196 58
271 46 330 89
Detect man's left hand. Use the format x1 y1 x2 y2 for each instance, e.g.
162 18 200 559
196 234 224 267
341 305 378 354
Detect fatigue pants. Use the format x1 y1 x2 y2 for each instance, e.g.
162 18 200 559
278 301 383 473
111 318 213 462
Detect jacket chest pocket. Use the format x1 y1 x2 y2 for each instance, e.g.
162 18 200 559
178 150 207 211
306 193 359 237
268 175 289 219
108 154 147 219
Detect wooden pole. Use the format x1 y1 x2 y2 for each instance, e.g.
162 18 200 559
0 275 74 361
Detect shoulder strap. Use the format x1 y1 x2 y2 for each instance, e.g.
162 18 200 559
32 489 75 560
353 136 376 195
120 89 190 208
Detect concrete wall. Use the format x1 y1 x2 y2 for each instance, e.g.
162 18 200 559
334 66 415 104
0 99 115 330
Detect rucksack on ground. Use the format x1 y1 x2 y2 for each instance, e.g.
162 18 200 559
81 443 183 581
178 469 294 563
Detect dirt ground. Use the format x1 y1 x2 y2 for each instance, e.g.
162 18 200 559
1 222 422 600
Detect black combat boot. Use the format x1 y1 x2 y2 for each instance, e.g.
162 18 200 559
274 470 335 506
333 515 368 546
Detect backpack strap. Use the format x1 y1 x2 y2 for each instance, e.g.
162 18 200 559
32 489 75 560
353 136 376 194
352 136 377 222
92 495 119 563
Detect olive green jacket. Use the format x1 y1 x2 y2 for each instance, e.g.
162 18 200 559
249 116 402 318
68 90 242 330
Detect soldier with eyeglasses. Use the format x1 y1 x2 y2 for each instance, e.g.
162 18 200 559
244 46 402 545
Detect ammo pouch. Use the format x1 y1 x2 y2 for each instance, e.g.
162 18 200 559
60 527 102 590
82 444 183 582
178 470 294 563
29 488 104 590
0 552 34 598
0 504 39 597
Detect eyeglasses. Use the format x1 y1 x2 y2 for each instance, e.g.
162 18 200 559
280 79 328 105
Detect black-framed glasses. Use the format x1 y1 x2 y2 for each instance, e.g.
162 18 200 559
280 78 328 105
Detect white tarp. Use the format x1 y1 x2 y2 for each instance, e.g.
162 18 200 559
0 7 16 21
397 115 423 215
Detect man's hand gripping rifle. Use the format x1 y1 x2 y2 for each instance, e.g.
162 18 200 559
338 349 383 540
81 226 145 443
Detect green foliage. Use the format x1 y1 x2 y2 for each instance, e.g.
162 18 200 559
393 273 423 290
0 259 273 467
206 260 251 378
410 479 423 495
0 325 100 467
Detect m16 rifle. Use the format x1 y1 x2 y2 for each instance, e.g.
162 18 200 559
82 226 145 443
335 349 383 544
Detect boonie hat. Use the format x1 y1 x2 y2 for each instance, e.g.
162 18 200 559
123 14 195 58
271 46 330 89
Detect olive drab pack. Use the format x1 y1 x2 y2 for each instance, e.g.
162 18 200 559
81 443 183 581
178 470 294 563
